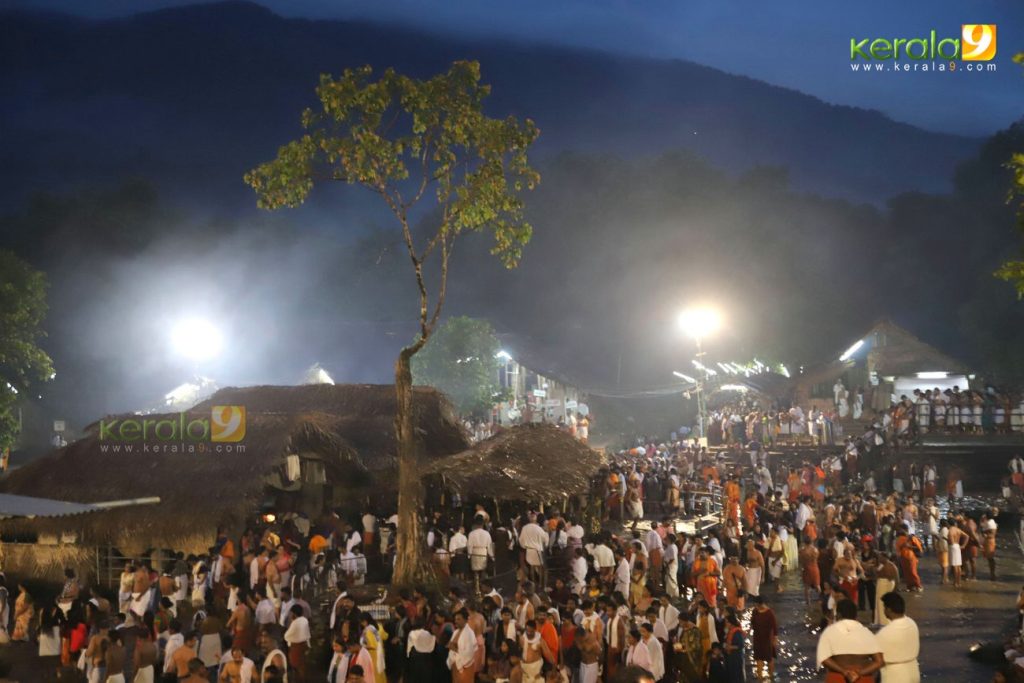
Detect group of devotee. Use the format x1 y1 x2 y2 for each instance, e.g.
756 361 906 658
4 412 1023 683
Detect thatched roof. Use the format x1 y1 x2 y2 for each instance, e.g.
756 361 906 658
422 424 605 503
1 384 468 549
193 384 468 468
863 319 968 377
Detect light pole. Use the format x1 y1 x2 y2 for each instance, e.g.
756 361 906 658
678 306 722 442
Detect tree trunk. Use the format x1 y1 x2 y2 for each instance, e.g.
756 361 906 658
392 347 424 587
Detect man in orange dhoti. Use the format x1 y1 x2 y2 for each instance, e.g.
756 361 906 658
692 548 720 608
894 531 923 591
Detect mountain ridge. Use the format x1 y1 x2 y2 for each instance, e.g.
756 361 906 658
0 0 982 210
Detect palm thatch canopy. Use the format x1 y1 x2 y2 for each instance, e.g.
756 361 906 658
1 384 468 551
422 424 605 504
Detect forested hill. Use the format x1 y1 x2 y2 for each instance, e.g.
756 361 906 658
0 0 980 210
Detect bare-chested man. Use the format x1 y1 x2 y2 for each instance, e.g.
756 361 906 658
947 520 967 588
834 549 861 606
722 556 747 611
577 623 601 683
799 540 821 604
745 540 765 599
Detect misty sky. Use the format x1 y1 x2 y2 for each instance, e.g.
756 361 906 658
9 0 1024 136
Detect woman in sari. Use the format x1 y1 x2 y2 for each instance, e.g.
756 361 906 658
359 613 388 683
675 617 704 682
11 584 33 641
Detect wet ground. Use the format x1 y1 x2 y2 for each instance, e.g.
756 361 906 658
741 530 1023 682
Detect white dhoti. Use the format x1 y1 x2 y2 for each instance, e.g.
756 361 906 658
881 660 921 683
745 567 762 597
525 548 543 567
949 544 963 567
133 665 154 683
471 554 488 572
664 563 679 598
198 633 222 667
768 558 783 580
580 661 600 683
521 658 544 682
875 578 896 625
129 589 151 618
106 675 125 683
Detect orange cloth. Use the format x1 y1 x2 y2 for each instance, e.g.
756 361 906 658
826 674 875 683
896 536 922 589
725 481 741 504
308 535 329 554
539 622 559 664
743 499 758 526
693 558 719 607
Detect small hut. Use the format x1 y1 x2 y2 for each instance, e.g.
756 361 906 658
422 424 606 515
0 384 468 580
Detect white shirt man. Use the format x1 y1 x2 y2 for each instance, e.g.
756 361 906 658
467 526 494 572
518 520 549 567
571 553 588 594
645 527 663 558
589 543 614 573
448 528 468 555
659 600 680 634
614 555 630 597
283 614 310 650
361 512 376 537
796 500 813 533
254 596 276 626
876 597 920 683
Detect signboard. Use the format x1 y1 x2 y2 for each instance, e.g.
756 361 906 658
532 389 547 398
53 420 66 433
565 400 578 409
545 399 562 407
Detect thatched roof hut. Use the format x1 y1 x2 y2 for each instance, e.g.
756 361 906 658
422 424 605 504
1 384 468 553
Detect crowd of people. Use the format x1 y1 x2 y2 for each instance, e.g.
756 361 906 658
702 382 1024 457
3 422 1023 683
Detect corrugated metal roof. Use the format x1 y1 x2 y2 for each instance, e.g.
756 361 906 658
0 493 160 520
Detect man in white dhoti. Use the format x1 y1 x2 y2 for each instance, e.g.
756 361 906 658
518 516 549 584
876 593 920 683
467 520 494 577
447 609 477 683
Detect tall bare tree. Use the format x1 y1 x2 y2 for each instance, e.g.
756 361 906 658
245 61 539 585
